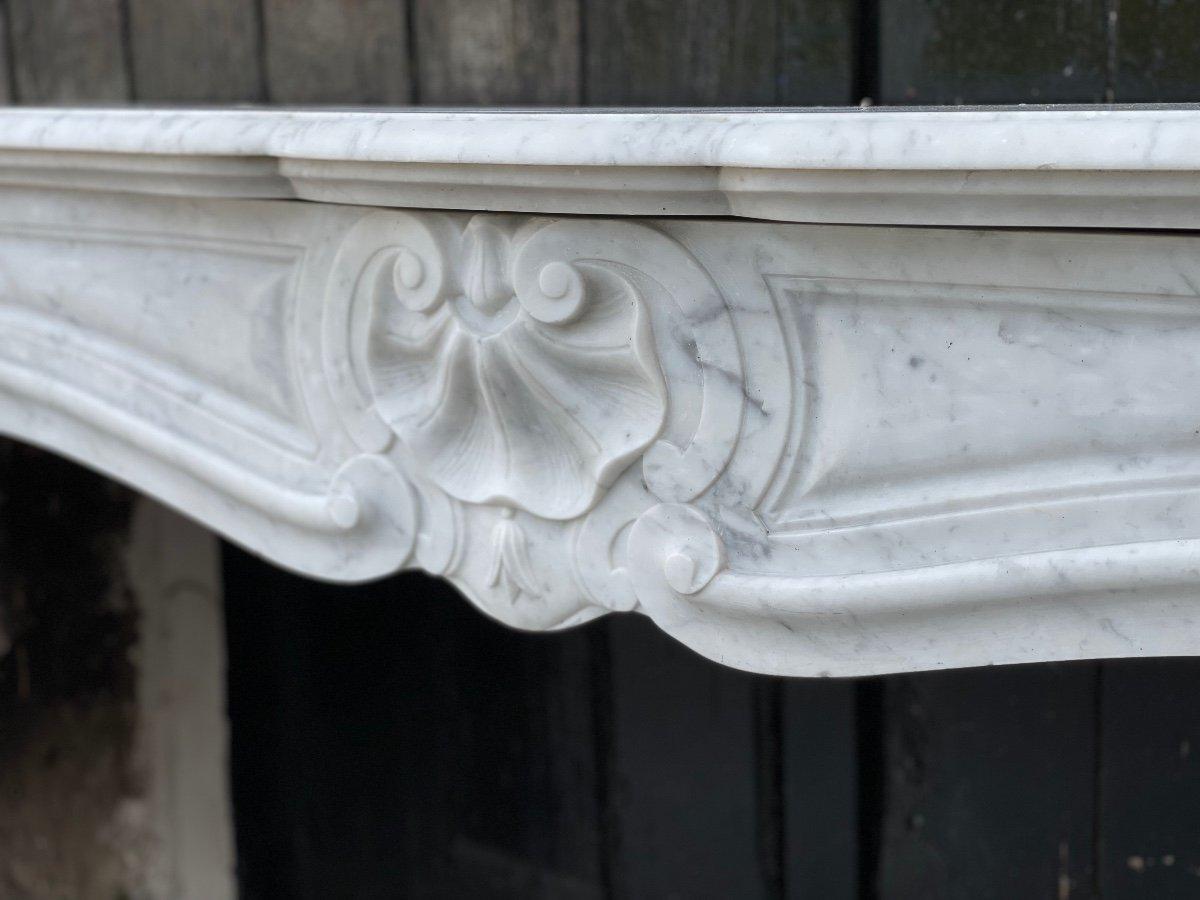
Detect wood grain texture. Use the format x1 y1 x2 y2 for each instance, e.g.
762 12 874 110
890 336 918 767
1097 660 1200 898
263 0 411 104
879 0 1109 104
875 665 1098 898
413 0 579 104
778 0 857 105
1113 0 1200 101
8 0 130 103
602 616 774 900
127 0 263 102
585 0 777 105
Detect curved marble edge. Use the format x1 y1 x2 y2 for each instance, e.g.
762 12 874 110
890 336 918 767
0 107 1197 227
6 139 1200 677
0 106 1196 169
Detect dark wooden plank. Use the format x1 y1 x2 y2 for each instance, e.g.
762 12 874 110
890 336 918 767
223 546 605 899
1112 0 1200 101
1096 659 1200 898
602 615 775 899
876 664 1098 899
585 0 777 105
222 545 319 899
263 0 411 104
413 0 579 104
0 4 14 105
425 608 604 900
778 0 857 105
127 0 263 102
879 0 1109 104
7 0 130 103
781 678 858 898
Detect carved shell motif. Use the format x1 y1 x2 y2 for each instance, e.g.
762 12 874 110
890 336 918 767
367 216 666 520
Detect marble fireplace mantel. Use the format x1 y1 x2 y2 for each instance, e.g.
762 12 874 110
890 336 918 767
2 106 1200 677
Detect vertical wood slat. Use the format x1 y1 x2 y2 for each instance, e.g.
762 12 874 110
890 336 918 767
1096 660 1200 898
126 0 263 102
263 0 411 105
7 0 130 103
1111 0 1200 101
413 0 579 105
585 0 778 105
878 0 1109 104
875 664 1098 898
585 0 856 105
782 679 859 899
0 3 13 105
415 586 604 899
222 546 322 898
601 616 774 900
778 0 858 105
223 548 606 898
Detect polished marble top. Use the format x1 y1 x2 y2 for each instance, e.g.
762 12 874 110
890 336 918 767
0 105 1196 169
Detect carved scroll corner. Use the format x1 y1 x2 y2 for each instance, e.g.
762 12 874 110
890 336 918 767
322 453 419 577
628 503 726 613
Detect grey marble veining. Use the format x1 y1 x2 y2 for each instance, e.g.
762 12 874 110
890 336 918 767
0 107 1196 227
2 108 1200 674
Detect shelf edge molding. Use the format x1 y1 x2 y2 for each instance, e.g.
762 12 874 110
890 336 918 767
1 107 1200 228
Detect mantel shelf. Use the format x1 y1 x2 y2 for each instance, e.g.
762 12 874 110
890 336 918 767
3 105 1200 227
3 105 1200 676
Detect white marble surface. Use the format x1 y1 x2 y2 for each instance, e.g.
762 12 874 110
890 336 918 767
0 106 1197 226
0 106 1197 168
3 108 1200 675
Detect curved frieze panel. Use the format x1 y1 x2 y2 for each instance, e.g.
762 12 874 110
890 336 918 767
6 186 1200 674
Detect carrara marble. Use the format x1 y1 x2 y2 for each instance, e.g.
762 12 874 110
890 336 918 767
0 106 1199 226
1 107 1200 676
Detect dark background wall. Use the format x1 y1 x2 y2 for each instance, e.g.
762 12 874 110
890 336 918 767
1 1 1200 898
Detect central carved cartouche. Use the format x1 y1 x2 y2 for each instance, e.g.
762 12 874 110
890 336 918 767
365 214 667 521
